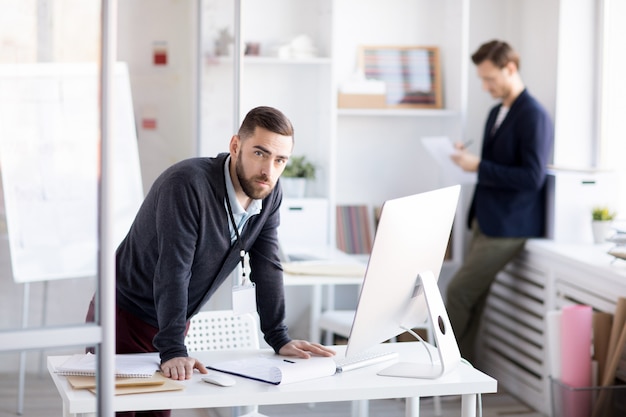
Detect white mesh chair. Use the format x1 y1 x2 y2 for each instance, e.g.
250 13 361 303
185 310 268 417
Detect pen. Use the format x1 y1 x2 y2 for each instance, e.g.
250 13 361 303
283 359 295 363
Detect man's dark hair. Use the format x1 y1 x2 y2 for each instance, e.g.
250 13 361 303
471 40 520 70
238 106 294 140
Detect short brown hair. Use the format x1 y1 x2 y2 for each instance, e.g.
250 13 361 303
238 106 294 140
471 40 520 70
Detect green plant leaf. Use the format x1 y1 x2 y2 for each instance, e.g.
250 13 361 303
282 155 316 179
592 206 616 221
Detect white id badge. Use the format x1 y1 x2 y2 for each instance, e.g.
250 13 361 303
232 282 257 314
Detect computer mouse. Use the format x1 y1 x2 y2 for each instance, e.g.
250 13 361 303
202 373 236 387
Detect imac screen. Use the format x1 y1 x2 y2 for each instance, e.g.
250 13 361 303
344 185 460 377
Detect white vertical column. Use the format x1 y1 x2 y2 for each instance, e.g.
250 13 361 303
233 0 243 130
98 0 117 416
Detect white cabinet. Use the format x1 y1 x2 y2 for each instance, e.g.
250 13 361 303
279 198 329 249
546 169 619 244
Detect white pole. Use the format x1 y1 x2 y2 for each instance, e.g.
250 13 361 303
233 0 242 130
16 282 30 415
98 0 117 415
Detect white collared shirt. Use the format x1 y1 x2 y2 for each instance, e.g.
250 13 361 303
224 155 262 242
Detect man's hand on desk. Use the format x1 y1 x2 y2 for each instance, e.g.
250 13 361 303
279 340 336 359
160 356 209 380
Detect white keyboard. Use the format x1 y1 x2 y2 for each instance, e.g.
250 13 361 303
334 348 399 373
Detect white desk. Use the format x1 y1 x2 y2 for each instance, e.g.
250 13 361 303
47 342 497 417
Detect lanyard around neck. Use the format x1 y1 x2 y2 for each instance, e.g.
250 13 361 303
224 172 246 284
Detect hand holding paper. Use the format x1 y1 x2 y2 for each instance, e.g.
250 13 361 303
451 150 480 173
421 137 477 184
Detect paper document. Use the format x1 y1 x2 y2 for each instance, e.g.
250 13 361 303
421 137 477 184
209 355 336 385
54 352 160 377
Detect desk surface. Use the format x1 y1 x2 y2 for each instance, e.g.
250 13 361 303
48 342 497 415
281 248 367 286
527 239 626 283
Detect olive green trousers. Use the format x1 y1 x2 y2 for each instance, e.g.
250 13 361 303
445 219 526 363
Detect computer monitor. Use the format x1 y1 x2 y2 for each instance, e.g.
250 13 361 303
344 185 462 379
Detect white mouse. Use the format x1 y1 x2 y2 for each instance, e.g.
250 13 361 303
202 373 236 387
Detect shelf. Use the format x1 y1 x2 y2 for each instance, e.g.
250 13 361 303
205 55 331 66
337 108 459 117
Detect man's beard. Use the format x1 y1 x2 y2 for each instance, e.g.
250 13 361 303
235 153 274 200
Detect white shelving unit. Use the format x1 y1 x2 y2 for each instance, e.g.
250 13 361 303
337 108 460 117
199 0 334 244
199 0 470 278
331 0 470 276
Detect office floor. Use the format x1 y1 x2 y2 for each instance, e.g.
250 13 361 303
0 372 545 417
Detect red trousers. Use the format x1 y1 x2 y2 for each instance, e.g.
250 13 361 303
86 297 172 417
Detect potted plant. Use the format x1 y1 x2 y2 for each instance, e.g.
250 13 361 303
280 155 316 198
592 206 616 221
591 206 616 243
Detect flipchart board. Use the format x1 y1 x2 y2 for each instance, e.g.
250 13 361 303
0 63 143 283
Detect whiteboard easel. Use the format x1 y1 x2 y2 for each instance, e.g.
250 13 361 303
0 62 143 414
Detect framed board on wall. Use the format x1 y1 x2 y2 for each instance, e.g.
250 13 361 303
359 45 442 109
0 62 143 283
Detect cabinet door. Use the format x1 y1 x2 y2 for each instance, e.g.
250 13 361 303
279 198 329 248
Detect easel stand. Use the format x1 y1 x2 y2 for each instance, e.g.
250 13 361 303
17 282 29 415
17 281 49 415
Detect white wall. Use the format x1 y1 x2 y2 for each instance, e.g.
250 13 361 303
553 0 598 168
465 0 559 157
117 0 198 192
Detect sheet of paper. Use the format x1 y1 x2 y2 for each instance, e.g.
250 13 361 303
421 137 477 185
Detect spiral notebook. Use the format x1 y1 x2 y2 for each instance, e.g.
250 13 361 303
54 352 160 378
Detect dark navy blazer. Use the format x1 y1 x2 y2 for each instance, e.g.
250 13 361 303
468 89 554 237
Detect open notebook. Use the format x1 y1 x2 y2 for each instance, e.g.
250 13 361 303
54 352 160 377
209 355 337 385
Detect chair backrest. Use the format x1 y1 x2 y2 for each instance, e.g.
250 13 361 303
185 310 260 352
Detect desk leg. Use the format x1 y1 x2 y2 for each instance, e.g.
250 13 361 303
405 397 419 417
351 399 368 417
310 284 322 343
461 394 477 417
62 402 71 417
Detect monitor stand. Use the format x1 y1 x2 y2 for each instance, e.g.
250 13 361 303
377 270 462 379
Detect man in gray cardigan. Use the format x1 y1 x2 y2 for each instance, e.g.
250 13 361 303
86 106 333 416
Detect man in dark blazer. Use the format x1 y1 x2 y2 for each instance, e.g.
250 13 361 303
446 40 554 363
